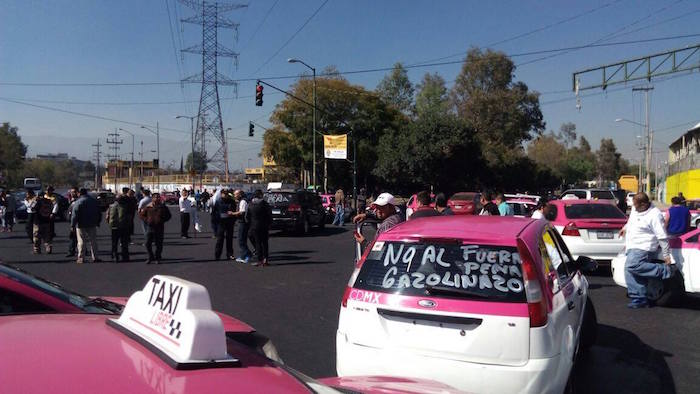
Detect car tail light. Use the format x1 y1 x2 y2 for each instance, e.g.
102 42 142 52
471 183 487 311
288 203 301 212
562 222 580 236
517 239 548 327
341 268 361 308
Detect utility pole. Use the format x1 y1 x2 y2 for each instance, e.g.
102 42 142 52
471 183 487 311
633 86 654 195
92 139 102 190
139 140 144 183
180 0 247 183
106 129 123 192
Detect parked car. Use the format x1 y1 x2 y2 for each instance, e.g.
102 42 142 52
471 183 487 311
685 199 700 228
0 262 123 315
160 191 179 205
405 193 436 219
505 197 538 217
611 228 700 306
547 199 627 266
265 190 326 235
2 274 457 393
90 190 116 211
12 191 28 222
447 192 480 215
338 216 598 393
560 188 617 204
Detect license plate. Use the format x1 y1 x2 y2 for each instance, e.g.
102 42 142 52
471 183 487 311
596 231 613 239
272 209 281 215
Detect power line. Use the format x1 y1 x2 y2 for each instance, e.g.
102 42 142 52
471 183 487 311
240 0 280 51
408 0 624 66
0 96 190 135
3 33 698 89
516 0 687 67
248 0 330 75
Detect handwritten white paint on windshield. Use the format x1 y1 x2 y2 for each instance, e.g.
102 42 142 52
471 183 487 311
266 194 290 204
379 243 524 294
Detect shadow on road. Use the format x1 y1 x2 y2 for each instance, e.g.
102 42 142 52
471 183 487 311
271 227 348 238
575 324 675 393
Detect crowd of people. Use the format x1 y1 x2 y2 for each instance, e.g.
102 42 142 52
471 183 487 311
6 185 273 267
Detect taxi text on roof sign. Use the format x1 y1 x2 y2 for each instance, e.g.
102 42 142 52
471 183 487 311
108 275 239 369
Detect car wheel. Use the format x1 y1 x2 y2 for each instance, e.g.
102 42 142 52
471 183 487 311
650 270 685 307
579 298 597 352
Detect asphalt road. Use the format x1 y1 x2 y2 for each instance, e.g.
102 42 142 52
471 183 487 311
1 208 699 393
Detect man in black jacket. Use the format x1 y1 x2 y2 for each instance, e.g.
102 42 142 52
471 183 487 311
213 189 237 261
245 189 273 267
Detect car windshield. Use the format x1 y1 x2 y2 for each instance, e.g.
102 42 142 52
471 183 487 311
354 241 526 302
687 201 700 210
0 264 121 314
591 191 615 200
564 204 626 219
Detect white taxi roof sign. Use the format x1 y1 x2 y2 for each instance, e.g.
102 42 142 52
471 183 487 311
108 275 239 369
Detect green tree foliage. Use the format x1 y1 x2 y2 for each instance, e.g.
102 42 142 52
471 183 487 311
596 138 624 181
527 132 567 180
20 159 80 187
266 75 402 189
376 63 414 115
451 48 545 166
559 122 577 148
527 127 599 187
374 115 484 193
414 72 448 118
0 122 28 186
185 151 207 173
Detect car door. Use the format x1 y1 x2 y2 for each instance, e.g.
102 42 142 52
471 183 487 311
538 228 580 367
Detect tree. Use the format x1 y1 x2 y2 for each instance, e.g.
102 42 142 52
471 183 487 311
267 75 403 190
527 132 567 179
0 122 28 187
451 48 545 166
596 138 623 181
559 122 577 148
185 151 207 173
414 72 448 118
376 62 414 114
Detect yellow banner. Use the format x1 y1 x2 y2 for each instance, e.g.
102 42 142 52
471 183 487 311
323 134 348 159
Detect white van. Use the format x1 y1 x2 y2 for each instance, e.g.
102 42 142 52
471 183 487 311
23 178 41 190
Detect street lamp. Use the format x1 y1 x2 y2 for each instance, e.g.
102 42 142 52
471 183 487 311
118 128 136 190
140 123 160 190
616 115 654 195
288 57 317 191
615 118 650 193
176 115 197 191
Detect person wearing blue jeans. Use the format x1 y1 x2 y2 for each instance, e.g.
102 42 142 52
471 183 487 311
620 192 674 308
332 189 345 226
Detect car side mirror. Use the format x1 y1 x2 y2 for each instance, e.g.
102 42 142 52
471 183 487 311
574 256 598 273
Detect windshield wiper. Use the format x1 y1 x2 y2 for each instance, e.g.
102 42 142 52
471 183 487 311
425 285 493 299
83 297 123 314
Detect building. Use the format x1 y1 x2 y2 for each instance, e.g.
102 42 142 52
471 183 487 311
665 122 700 203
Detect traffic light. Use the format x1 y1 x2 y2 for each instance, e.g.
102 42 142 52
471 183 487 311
249 122 254 137
255 83 263 106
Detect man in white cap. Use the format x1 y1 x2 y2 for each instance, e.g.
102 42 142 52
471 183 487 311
352 192 403 243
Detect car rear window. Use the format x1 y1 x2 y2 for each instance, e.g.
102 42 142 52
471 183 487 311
354 242 526 302
265 192 294 205
564 204 625 219
591 191 615 200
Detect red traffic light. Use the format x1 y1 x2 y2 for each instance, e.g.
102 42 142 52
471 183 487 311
255 83 263 106
256 84 263 93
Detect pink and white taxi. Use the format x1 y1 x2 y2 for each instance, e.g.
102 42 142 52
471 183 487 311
611 228 700 306
338 216 598 393
1 275 463 394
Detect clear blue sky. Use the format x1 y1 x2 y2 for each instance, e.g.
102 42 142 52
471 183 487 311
1 0 698 171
